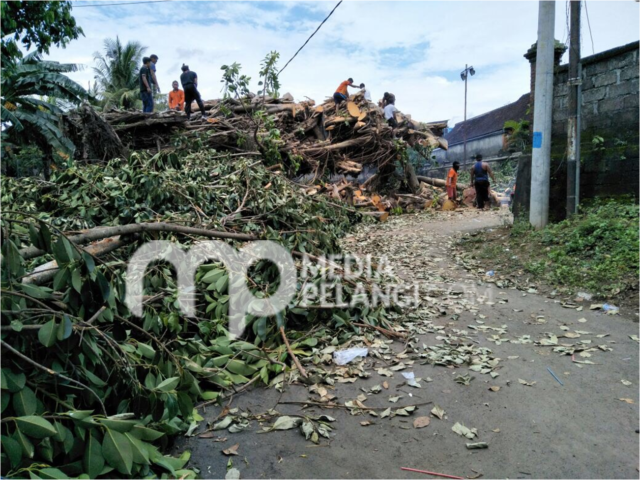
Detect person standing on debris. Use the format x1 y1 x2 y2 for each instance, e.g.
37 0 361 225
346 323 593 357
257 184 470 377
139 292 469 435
381 92 396 108
469 154 496 209
446 161 460 202
180 64 207 120
139 57 154 113
150 54 161 94
383 98 398 129
333 78 358 105
359 83 372 101
168 80 185 111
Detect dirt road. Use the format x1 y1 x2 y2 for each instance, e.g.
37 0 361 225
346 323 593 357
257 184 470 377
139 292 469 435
177 210 639 479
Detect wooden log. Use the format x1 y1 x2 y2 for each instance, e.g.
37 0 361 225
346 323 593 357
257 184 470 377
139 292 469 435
19 223 259 260
417 176 464 192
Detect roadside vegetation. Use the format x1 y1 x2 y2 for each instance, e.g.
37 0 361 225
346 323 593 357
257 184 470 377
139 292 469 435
460 199 639 300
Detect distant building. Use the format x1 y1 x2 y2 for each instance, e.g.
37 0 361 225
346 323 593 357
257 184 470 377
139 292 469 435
433 93 531 164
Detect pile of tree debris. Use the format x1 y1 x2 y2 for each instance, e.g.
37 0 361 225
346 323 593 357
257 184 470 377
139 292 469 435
1 148 398 478
64 91 448 187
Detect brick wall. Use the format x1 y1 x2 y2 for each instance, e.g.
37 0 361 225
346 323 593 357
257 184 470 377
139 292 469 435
518 41 639 222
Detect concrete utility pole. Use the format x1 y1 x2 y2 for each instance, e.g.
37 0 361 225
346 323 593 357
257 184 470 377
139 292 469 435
566 0 581 216
529 0 556 229
460 65 476 168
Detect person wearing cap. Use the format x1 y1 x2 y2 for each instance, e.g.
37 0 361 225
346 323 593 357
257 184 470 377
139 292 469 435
139 57 153 113
333 78 359 105
469 154 496 209
446 161 460 202
180 64 206 120
149 54 160 95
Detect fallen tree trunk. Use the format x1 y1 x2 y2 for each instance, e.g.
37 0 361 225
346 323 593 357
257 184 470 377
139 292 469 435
417 176 464 192
19 223 259 260
23 236 130 285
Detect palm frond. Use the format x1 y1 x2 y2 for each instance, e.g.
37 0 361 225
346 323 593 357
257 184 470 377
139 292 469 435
1 104 23 131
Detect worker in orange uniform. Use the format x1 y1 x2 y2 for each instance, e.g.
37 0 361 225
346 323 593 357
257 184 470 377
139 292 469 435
333 78 359 105
446 161 460 202
168 80 185 111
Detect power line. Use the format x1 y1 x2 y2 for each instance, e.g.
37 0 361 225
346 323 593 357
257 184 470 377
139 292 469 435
583 0 595 54
73 0 173 8
278 0 343 75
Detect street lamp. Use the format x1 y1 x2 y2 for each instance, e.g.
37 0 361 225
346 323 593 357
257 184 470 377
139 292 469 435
460 64 476 167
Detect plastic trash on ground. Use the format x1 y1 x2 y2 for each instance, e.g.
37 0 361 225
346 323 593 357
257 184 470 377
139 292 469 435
603 303 619 314
577 292 593 301
486 270 495 277
333 347 368 365
402 371 422 388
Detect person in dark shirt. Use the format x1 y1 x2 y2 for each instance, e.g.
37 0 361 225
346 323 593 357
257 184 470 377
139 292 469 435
149 54 160 94
179 64 206 120
139 57 154 113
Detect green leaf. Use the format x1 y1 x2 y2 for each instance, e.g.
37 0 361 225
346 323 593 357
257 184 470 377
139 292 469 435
1 392 10 413
15 416 57 439
57 315 73 341
38 319 57 347
155 377 180 392
36 468 69 479
102 428 133 475
83 431 105 479
1 434 23 468
125 433 150 465
83 370 107 387
10 319 23 332
52 268 69 291
71 268 82 293
12 386 37 416
2 240 24 278
2 369 26 392
129 425 164 442
96 272 111 302
83 252 96 273
98 418 136 433
13 427 34 458
18 283 52 299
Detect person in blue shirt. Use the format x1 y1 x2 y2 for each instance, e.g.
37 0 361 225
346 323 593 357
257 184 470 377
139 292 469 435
469 154 496 209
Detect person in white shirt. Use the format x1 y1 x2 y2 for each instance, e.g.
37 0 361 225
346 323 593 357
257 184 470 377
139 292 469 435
359 83 372 101
383 102 398 128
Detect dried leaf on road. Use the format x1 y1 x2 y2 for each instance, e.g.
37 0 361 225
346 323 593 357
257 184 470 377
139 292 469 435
621 380 632 386
518 379 536 387
360 421 372 426
454 374 473 385
413 416 431 429
222 443 240 456
489 386 500 392
618 398 635 404
380 408 392 418
431 405 445 420
452 422 477 439
226 467 241 479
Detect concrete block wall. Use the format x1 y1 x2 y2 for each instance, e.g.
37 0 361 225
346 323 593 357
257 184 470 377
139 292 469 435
550 42 639 220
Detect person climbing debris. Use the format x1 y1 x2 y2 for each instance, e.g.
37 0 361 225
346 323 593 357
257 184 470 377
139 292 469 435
180 64 206 121
381 92 396 108
360 83 372 101
469 154 496 209
139 57 154 113
168 80 184 111
333 78 359 105
383 97 398 129
446 161 460 202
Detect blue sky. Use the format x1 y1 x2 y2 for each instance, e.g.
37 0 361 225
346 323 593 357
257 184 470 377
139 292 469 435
52 0 639 126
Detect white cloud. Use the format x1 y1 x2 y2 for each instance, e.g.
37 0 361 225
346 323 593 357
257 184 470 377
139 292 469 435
48 1 639 125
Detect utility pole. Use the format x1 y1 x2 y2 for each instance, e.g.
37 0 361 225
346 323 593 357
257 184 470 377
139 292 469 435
566 0 581 216
460 64 476 168
529 0 556 229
